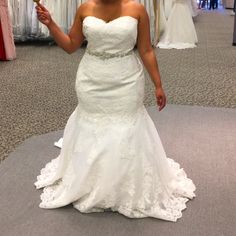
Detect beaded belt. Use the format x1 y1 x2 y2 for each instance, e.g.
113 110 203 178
86 49 134 60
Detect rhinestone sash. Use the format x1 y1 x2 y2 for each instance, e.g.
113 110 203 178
86 49 134 60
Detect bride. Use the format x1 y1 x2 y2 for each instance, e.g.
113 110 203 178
34 0 196 222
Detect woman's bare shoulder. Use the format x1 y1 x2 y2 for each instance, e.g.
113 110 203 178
126 0 144 7
78 0 96 10
125 0 146 18
76 0 97 18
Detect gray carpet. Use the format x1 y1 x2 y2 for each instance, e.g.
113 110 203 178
0 9 236 163
0 104 236 236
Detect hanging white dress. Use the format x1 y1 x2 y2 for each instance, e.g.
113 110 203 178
164 0 174 19
157 0 198 49
54 0 68 33
25 0 39 36
8 0 157 43
9 0 25 40
31 4 39 36
7 0 12 20
67 0 78 30
139 0 156 44
40 0 56 37
159 0 167 35
187 0 199 17
7 0 18 37
34 16 196 222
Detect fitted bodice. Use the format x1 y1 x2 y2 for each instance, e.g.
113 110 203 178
82 16 138 55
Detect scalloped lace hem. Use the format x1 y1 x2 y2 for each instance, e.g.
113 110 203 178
34 156 196 222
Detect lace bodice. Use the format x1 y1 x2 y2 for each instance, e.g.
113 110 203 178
82 16 138 54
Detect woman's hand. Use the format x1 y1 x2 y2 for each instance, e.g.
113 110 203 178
35 3 52 27
155 87 166 111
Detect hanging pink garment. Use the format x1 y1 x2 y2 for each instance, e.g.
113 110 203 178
0 0 16 61
0 19 6 60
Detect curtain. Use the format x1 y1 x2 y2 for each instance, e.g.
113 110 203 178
8 0 157 44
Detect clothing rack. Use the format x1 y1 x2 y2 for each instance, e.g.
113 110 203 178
7 0 158 45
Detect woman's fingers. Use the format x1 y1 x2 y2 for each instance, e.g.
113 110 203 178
155 88 167 111
157 95 162 104
37 14 46 21
157 95 166 111
37 11 48 20
37 3 48 11
37 12 48 22
35 4 48 14
38 12 48 17
36 8 47 15
38 15 46 19
159 97 166 111
38 16 45 22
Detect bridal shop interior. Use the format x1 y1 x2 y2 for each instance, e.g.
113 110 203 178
0 0 236 235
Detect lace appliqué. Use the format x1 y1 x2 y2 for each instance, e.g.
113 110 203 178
35 154 195 222
34 157 60 189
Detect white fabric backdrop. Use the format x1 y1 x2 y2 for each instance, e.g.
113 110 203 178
8 0 157 43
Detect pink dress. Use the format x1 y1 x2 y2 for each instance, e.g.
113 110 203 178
0 0 16 60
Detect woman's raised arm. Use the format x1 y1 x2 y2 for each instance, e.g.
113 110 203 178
36 3 85 54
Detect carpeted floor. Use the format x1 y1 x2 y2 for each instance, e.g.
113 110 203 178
0 9 236 163
0 104 235 236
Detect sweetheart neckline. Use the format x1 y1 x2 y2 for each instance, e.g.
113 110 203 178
83 15 138 24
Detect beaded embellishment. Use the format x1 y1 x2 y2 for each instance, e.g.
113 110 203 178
86 49 134 60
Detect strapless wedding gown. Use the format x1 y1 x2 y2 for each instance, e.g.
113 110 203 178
34 16 196 222
158 0 198 49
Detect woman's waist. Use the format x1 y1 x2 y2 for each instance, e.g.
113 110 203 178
80 49 142 72
85 48 134 60
84 48 135 60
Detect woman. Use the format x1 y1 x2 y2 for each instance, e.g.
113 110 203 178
34 0 196 222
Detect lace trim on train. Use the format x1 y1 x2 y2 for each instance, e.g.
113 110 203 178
35 155 196 222
34 157 60 189
73 157 196 221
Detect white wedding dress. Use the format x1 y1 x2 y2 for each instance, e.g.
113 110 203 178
158 0 198 49
164 0 174 19
34 16 196 222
